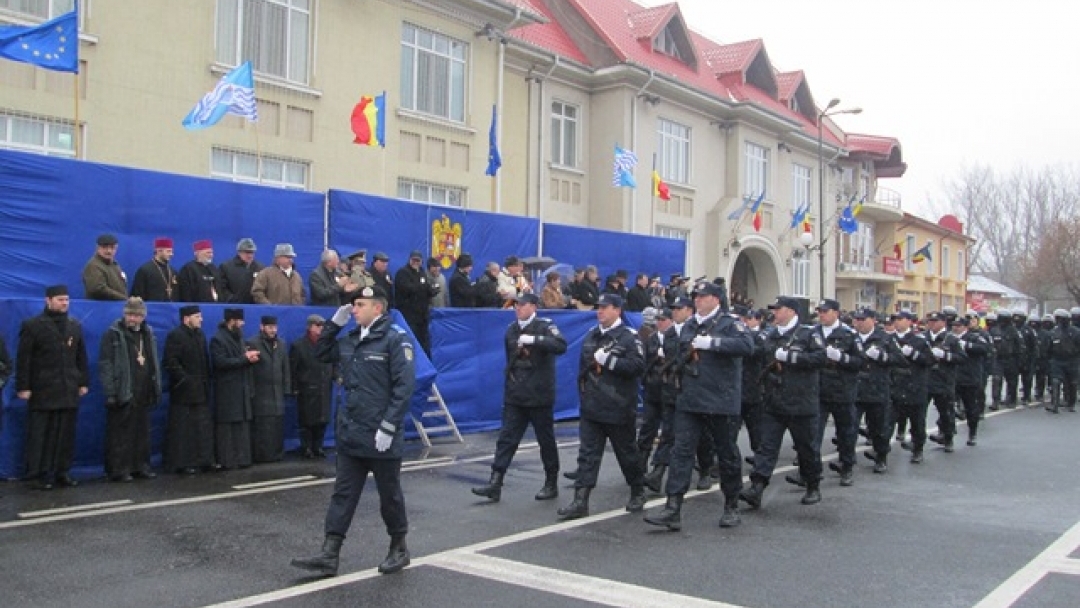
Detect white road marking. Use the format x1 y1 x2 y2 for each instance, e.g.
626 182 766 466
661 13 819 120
232 476 317 490
18 499 133 519
973 519 1080 608
426 551 747 608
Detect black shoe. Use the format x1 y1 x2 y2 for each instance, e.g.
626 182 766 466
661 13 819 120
839 469 854 487
291 535 343 577
1067 406 1077 412
911 451 924 464
857 427 869 439
378 535 410 574
830 437 839 446
719 499 741 528
535 473 558 501
942 439 954 453
557 487 591 520
133 468 157 479
863 450 878 463
929 434 944 445
900 441 913 451
695 472 714 491
828 462 843 474
873 460 888 474
988 404 1000 411
56 474 78 488
111 474 134 483
955 409 967 421
313 448 327 458
643 495 682 530
34 476 55 491
785 473 806 487
642 464 666 494
966 436 977 447
302 449 315 459
181 467 198 475
801 487 821 505
743 456 755 466
562 469 579 481
625 486 647 513
471 471 504 502
738 481 765 509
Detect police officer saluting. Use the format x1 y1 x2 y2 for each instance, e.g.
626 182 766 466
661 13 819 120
852 309 901 473
811 299 864 487
644 281 753 530
739 296 827 509
472 293 567 502
291 285 415 577
558 293 647 520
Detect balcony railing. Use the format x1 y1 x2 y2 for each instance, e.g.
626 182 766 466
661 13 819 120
874 186 901 209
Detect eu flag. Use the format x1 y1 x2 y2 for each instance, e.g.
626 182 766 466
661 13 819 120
0 10 79 73
485 105 502 177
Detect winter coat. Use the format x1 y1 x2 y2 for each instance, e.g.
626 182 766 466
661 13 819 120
504 316 567 407
81 254 127 300
16 310 89 410
210 325 254 423
99 320 162 406
676 312 755 416
247 334 291 417
252 265 305 305
577 323 644 425
163 325 210 405
290 335 334 427
219 256 265 304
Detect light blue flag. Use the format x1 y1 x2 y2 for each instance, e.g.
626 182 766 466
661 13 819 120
727 194 752 221
612 146 638 188
182 61 259 130
0 9 79 73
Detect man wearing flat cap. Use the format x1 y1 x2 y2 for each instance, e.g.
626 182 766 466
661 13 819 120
247 315 291 463
740 295 827 509
449 253 476 308
210 308 258 469
163 305 215 474
558 293 648 520
178 239 224 303
368 252 395 307
645 281 754 530
82 233 128 300
888 310 934 463
341 249 375 300
220 238 264 304
99 297 162 482
131 237 179 301
472 292 568 503
923 312 967 454
291 315 335 458
16 285 90 489
252 243 305 305
851 309 902 473
394 250 439 356
292 284 415 577
808 299 864 487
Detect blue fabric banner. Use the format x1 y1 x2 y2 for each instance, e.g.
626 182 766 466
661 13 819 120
541 222 685 282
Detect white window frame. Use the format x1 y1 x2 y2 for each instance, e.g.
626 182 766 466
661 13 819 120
400 23 468 123
550 100 578 168
905 233 916 272
0 112 76 157
0 0 75 20
653 26 682 60
958 250 965 281
745 142 768 197
210 147 309 190
216 0 312 85
792 163 811 214
942 245 950 279
398 178 465 207
792 259 809 297
657 118 690 185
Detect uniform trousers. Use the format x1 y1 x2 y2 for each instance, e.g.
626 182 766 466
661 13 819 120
955 385 984 435
325 451 408 539
894 400 927 451
664 411 742 499
815 399 857 470
636 396 664 465
750 411 821 487
858 401 892 459
492 403 559 475
573 417 643 489
741 400 763 455
928 392 956 439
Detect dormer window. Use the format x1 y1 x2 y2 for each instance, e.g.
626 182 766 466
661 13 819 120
653 26 683 61
790 97 800 114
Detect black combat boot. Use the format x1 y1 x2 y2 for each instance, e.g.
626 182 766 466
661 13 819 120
534 472 558 501
839 467 854 487
377 535 410 574
872 453 888 474
719 495 741 528
910 450 924 464
643 494 682 530
784 472 806 487
1046 383 1060 413
801 483 821 505
696 469 714 491
626 485 647 512
738 480 766 509
967 428 978 447
471 471 504 502
563 469 579 480
291 534 344 576
557 487 591 520
642 464 666 494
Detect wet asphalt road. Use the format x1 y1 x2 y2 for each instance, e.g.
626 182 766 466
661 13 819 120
1 404 1079 608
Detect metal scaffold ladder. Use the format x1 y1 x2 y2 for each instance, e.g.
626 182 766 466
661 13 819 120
410 384 463 448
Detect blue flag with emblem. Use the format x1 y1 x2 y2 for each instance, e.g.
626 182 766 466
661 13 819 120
0 9 79 73
485 104 502 176
182 61 259 130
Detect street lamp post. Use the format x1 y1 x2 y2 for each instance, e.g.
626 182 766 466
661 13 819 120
816 99 862 300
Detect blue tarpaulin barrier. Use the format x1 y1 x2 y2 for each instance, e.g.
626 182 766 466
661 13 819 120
541 222 685 282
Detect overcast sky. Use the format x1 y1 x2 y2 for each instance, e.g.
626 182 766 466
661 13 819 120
639 0 1080 219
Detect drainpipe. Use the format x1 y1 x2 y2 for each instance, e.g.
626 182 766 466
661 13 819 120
629 69 655 234
536 56 560 256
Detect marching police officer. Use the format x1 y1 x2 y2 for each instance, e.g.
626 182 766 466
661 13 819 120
890 310 933 464
998 310 1025 408
291 285 415 577
1035 315 1054 403
739 296 827 509
985 311 1003 410
951 315 989 444
1015 311 1038 405
642 297 694 493
852 309 900 473
737 306 768 465
1047 309 1080 413
472 293 567 502
924 312 967 453
558 294 646 520
644 282 753 530
812 299 864 486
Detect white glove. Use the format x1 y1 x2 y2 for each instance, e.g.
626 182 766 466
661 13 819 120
518 334 537 347
594 348 611 367
901 345 914 357
865 345 882 361
331 304 352 326
691 335 712 350
374 429 393 452
826 346 843 362
774 348 790 362
931 347 946 359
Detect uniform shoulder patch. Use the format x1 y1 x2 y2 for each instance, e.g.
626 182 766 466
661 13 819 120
401 341 414 361
549 325 561 336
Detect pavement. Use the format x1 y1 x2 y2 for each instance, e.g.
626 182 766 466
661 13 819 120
1 402 1079 608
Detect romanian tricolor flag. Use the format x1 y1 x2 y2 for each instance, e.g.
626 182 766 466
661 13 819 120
752 209 763 232
351 92 385 147
911 242 932 264
652 171 671 200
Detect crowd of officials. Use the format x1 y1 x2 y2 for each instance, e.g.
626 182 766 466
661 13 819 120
5 233 1079 577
